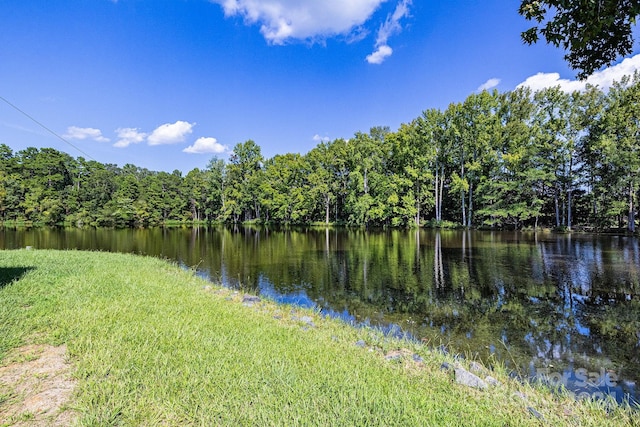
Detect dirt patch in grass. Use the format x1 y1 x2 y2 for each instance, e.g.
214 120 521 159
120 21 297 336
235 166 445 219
0 345 76 426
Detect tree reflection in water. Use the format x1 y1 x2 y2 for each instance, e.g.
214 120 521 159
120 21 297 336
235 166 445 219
1 227 638 403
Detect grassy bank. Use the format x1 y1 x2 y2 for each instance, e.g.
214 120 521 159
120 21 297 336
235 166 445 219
0 250 635 426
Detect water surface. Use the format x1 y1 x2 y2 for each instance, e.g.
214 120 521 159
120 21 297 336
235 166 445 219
1 227 638 403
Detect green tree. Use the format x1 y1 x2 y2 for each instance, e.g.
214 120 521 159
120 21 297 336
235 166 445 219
416 109 448 224
260 153 308 223
137 171 184 225
532 86 578 228
0 145 20 221
387 121 434 227
306 141 342 225
599 73 640 231
457 90 501 228
224 140 264 222
519 0 640 78
12 147 74 224
75 161 118 226
443 102 468 226
477 87 539 228
345 129 389 226
183 168 209 221
205 157 226 221
577 85 611 227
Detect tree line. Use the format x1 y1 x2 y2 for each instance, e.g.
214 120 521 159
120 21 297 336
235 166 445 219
1 74 640 230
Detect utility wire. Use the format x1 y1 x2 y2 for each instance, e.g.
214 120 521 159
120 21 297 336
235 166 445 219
0 95 96 161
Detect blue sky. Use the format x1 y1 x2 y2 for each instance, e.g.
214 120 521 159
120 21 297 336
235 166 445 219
2 0 639 173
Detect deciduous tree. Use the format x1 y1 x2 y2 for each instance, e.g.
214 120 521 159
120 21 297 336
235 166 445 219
519 0 640 78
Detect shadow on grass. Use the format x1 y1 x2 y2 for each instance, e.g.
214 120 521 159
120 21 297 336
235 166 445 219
0 267 34 289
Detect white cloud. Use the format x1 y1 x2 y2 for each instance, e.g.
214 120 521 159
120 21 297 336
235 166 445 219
183 137 229 154
516 72 584 93
147 121 195 146
517 54 640 93
114 127 147 148
212 0 385 44
584 54 640 89
212 0 412 64
367 0 411 64
64 126 110 143
312 134 330 143
478 78 501 92
366 45 393 64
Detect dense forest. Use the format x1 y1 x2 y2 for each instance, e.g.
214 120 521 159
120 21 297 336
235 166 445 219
2 73 640 230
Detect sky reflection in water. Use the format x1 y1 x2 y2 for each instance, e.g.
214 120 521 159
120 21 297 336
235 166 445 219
1 227 638 404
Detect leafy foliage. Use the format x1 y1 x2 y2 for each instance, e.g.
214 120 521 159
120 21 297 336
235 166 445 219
519 0 640 78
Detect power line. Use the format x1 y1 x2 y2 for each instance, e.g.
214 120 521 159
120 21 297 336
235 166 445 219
0 95 96 161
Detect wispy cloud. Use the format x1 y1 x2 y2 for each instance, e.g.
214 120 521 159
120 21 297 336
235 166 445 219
517 54 640 92
64 126 110 143
183 137 229 154
0 121 47 137
114 127 147 148
366 0 412 64
147 121 195 146
478 78 500 92
211 0 385 44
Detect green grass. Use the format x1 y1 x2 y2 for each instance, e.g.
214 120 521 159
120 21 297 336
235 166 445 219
0 250 636 426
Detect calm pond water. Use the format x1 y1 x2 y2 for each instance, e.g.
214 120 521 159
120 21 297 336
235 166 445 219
1 226 638 404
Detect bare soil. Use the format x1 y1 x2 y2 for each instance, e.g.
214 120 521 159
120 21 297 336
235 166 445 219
0 344 76 427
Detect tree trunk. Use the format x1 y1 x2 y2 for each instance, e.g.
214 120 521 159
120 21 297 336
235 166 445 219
325 194 330 225
629 180 635 232
254 199 261 220
467 183 473 228
416 183 421 227
567 189 572 229
439 165 444 221
567 154 574 229
434 166 440 222
461 191 466 228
